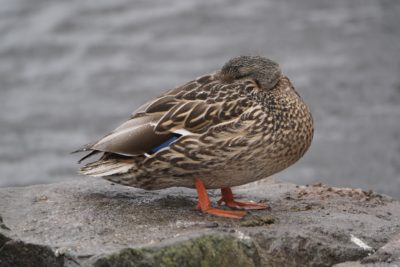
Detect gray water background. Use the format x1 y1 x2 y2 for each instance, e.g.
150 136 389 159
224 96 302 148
1 0 399 198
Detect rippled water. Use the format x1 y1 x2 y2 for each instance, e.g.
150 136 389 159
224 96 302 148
0 0 399 197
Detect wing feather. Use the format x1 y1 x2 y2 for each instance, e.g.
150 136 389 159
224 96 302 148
80 115 173 156
144 95 178 114
78 72 259 159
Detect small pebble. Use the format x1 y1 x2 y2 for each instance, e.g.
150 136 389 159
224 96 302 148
204 222 219 228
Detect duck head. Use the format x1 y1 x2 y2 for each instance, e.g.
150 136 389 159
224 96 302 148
220 55 282 90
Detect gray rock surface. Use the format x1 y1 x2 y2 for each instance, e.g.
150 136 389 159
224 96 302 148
0 178 399 266
362 233 400 265
336 233 400 267
0 216 63 267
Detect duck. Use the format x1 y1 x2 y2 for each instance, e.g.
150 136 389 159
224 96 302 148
74 55 314 219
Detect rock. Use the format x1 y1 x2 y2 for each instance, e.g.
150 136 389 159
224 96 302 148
90 235 260 267
335 233 400 267
0 178 399 267
362 233 400 265
0 215 64 267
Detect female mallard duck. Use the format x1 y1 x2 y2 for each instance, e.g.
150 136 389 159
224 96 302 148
75 56 314 219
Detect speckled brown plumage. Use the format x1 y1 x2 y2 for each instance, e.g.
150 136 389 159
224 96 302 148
76 56 314 191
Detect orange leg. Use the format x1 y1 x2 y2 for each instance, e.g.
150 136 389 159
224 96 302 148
218 187 269 210
195 178 246 219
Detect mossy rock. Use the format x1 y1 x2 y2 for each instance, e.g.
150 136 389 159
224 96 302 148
92 235 260 267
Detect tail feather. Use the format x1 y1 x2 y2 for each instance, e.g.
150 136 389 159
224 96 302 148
71 143 94 154
80 159 134 177
77 150 101 164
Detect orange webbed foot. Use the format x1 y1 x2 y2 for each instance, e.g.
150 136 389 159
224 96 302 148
218 187 269 210
195 178 247 219
201 207 246 219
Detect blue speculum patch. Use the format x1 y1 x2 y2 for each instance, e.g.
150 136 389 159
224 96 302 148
149 133 182 154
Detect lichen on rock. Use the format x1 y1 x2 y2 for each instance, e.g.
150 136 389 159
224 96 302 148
91 235 260 267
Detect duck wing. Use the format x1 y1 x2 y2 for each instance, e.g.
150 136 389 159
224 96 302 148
76 73 257 161
75 114 173 157
142 74 254 135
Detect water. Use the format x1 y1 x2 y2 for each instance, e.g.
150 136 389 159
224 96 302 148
0 0 399 198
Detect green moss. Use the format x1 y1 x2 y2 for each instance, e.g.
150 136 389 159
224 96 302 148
92 235 260 267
